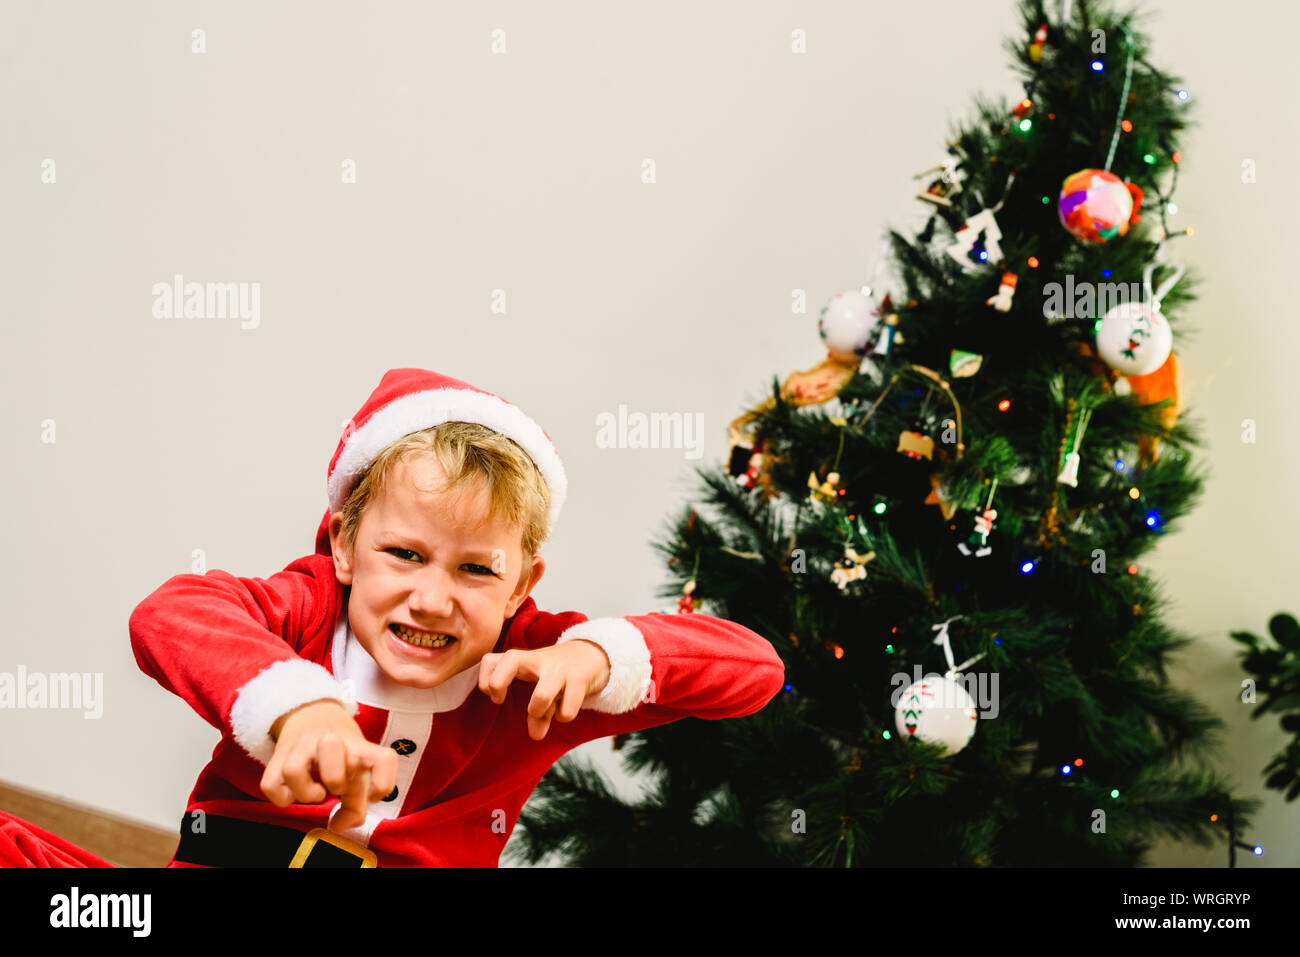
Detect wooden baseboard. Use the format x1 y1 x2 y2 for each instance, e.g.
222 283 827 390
0 780 178 868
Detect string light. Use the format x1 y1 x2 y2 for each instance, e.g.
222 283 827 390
833 644 844 659
874 501 887 514
1145 510 1161 529
1110 789 1120 798
1018 118 1032 132
885 644 894 654
1091 60 1105 72
1020 559 1037 574
1121 119 1133 132
1127 564 1138 574
1210 814 1218 822
1074 758 1083 767
1101 268 1112 278
1115 459 1126 471
882 730 892 740
1142 153 1157 164
1128 487 1141 499
1027 256 1039 268
1176 89 1189 101
998 399 1011 411
1061 765 1072 775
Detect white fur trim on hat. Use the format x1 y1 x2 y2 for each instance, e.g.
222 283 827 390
328 386 566 537
556 618 653 714
229 657 359 765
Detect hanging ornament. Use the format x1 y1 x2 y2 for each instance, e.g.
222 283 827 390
894 617 983 755
924 472 959 520
830 546 876 591
1028 22 1048 62
914 145 964 208
675 580 699 614
807 470 842 505
1096 301 1172 375
726 421 778 499
949 350 984 378
985 271 1018 311
897 420 935 461
727 431 758 479
1057 403 1092 488
818 290 882 361
872 297 900 357
946 210 1004 271
1058 169 1143 243
957 479 998 557
946 170 1018 273
1095 258 1183 375
1058 452 1081 487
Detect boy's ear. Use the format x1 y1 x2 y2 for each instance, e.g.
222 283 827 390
505 554 545 619
328 512 354 585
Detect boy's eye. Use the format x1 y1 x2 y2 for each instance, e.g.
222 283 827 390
386 549 497 577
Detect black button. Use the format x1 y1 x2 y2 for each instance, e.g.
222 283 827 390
391 738 417 756
382 787 398 802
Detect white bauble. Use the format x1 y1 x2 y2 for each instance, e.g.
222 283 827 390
818 291 880 361
1095 300 1172 376
895 675 978 755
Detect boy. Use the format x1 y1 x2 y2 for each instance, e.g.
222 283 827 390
0 368 785 867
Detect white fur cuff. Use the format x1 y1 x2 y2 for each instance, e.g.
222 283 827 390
556 618 652 714
229 657 358 765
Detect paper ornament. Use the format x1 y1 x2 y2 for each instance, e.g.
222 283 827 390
1058 168 1143 243
949 350 984 378
946 209 1004 272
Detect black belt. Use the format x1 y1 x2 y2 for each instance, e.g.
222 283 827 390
174 812 378 868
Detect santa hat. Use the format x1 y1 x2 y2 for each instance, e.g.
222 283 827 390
314 369 566 556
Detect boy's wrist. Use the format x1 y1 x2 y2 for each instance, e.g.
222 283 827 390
270 698 347 740
570 639 611 693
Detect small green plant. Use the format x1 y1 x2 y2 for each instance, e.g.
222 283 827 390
1232 613 1300 802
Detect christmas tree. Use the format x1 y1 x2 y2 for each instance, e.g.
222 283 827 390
509 0 1260 866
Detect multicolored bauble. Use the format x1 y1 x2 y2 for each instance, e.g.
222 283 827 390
1058 169 1143 243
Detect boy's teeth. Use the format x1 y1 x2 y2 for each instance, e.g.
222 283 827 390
393 625 454 648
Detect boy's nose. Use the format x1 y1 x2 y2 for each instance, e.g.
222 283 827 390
407 568 456 618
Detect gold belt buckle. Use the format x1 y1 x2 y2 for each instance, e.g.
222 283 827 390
288 827 378 868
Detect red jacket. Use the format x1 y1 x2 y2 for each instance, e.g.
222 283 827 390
128 552 785 866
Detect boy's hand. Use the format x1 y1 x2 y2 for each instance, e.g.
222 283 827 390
478 640 612 741
262 699 399 833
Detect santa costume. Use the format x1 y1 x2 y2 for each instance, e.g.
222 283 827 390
0 368 785 867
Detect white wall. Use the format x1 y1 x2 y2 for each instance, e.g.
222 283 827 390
1 0 1294 867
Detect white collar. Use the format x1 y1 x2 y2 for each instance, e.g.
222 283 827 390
330 612 481 714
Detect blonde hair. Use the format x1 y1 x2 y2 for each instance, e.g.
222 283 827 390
337 422 550 587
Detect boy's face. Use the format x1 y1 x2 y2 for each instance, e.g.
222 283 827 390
328 454 544 689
